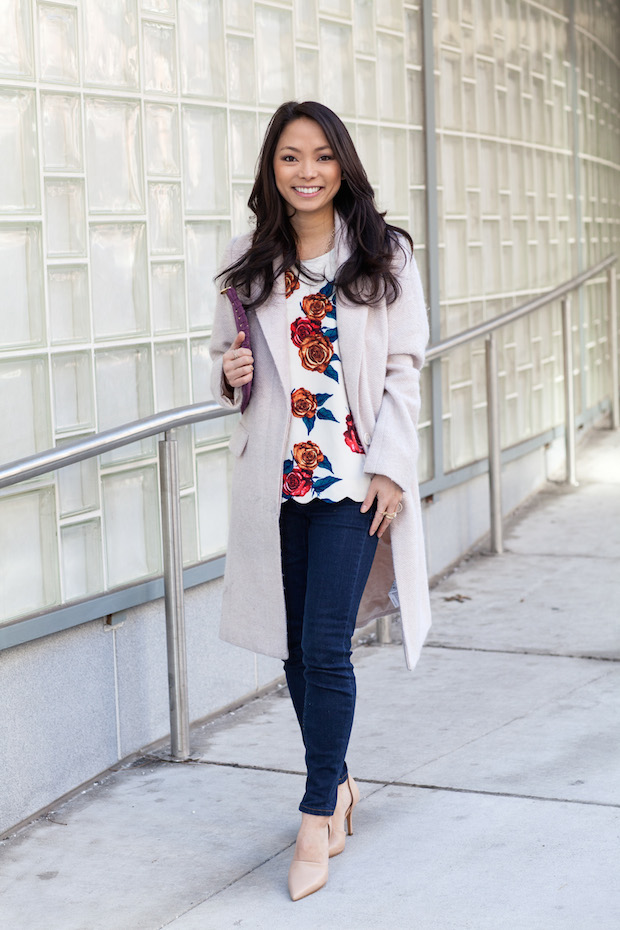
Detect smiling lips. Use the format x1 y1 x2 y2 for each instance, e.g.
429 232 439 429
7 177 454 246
293 186 322 196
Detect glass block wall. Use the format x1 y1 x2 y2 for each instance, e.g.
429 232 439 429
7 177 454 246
434 0 619 472
0 0 618 630
0 0 426 625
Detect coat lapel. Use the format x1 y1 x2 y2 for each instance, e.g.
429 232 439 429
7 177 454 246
255 267 290 400
333 213 367 419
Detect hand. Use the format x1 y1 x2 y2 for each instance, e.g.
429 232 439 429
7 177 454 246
223 331 254 389
361 474 403 538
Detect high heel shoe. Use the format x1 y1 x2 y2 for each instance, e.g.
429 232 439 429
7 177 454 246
328 773 360 858
288 822 330 901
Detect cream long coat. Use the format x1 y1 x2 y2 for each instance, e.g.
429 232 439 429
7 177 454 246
209 214 431 670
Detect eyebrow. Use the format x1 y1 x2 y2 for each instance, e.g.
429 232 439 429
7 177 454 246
279 145 333 153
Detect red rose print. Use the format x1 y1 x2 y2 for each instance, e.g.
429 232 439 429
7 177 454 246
298 332 333 373
343 414 364 454
285 271 300 299
291 316 321 347
282 467 313 497
293 441 324 471
302 294 333 321
291 387 318 419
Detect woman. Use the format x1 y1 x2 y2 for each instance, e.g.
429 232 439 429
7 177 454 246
210 101 431 901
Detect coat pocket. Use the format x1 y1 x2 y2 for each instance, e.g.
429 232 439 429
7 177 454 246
228 421 249 458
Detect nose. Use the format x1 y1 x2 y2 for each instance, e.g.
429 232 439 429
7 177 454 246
298 159 317 180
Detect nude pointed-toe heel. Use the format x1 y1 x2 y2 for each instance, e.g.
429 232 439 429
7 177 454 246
328 774 360 858
288 823 330 901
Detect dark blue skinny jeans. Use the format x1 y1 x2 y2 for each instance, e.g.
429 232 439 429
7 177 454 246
280 497 378 816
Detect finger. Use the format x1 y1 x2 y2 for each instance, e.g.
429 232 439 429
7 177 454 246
360 485 377 514
231 331 245 350
368 509 383 536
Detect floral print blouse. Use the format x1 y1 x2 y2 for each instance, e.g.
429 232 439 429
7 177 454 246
282 249 370 504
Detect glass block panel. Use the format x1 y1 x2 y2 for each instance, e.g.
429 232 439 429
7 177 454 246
356 59 377 120
44 179 86 257
143 21 177 94
191 338 233 444
480 141 499 215
0 90 39 213
482 220 501 293
83 0 139 89
61 521 103 602
85 98 143 212
90 224 148 339
409 130 425 187
226 0 254 29
232 184 253 236
378 128 407 216
405 8 422 66
57 455 99 516
354 0 375 55
0 357 51 461
230 111 258 180
255 6 294 105
154 341 190 411
319 0 351 14
356 124 379 185
52 352 95 433
0 224 44 348
444 220 468 299
320 22 355 117
377 33 406 123
102 466 161 588
0 0 33 78
48 265 90 344
41 93 82 171
182 106 228 213
439 50 462 129
476 59 496 135
297 48 320 102
186 221 230 330
196 449 229 557
228 36 255 105
178 0 225 99
142 0 174 10
95 346 154 462
0 489 58 622
295 0 318 43
180 493 197 565
38 3 79 84
145 104 180 177
406 68 425 127
149 182 182 254
376 0 402 29
441 136 465 215
151 261 186 333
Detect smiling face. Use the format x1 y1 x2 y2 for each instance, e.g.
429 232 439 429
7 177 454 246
273 117 342 222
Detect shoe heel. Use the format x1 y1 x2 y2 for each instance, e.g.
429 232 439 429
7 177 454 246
346 809 354 836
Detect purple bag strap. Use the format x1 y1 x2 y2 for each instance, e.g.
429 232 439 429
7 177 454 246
221 286 252 413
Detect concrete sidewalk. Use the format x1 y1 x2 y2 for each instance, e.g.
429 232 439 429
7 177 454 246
1 426 619 930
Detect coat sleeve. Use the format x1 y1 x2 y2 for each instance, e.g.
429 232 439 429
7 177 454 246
209 237 245 409
363 242 429 492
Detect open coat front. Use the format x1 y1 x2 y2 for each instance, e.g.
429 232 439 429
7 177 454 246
209 215 432 670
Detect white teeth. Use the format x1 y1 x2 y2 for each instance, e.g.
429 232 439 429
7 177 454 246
294 186 320 194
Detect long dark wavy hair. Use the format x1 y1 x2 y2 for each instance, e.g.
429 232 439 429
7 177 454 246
218 101 413 309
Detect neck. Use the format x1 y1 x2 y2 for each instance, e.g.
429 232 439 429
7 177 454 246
291 207 336 261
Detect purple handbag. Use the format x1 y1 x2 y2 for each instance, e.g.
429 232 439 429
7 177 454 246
221 286 252 413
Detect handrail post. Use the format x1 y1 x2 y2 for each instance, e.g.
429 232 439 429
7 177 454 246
159 432 190 760
485 333 503 554
608 266 619 430
561 296 578 486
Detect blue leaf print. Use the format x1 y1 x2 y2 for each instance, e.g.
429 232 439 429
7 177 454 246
316 408 338 422
283 458 295 474
303 415 315 434
320 454 334 472
323 327 338 342
313 476 341 493
315 393 333 405
320 281 335 298
323 365 339 383
324 307 337 319
331 352 340 362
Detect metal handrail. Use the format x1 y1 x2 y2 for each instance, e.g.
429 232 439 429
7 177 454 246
0 400 228 490
0 255 617 750
424 253 618 556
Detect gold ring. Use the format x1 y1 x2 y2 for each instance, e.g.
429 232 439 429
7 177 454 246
381 511 397 519
233 349 239 358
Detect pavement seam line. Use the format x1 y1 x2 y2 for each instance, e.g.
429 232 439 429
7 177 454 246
155 759 620 811
424 643 619 662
